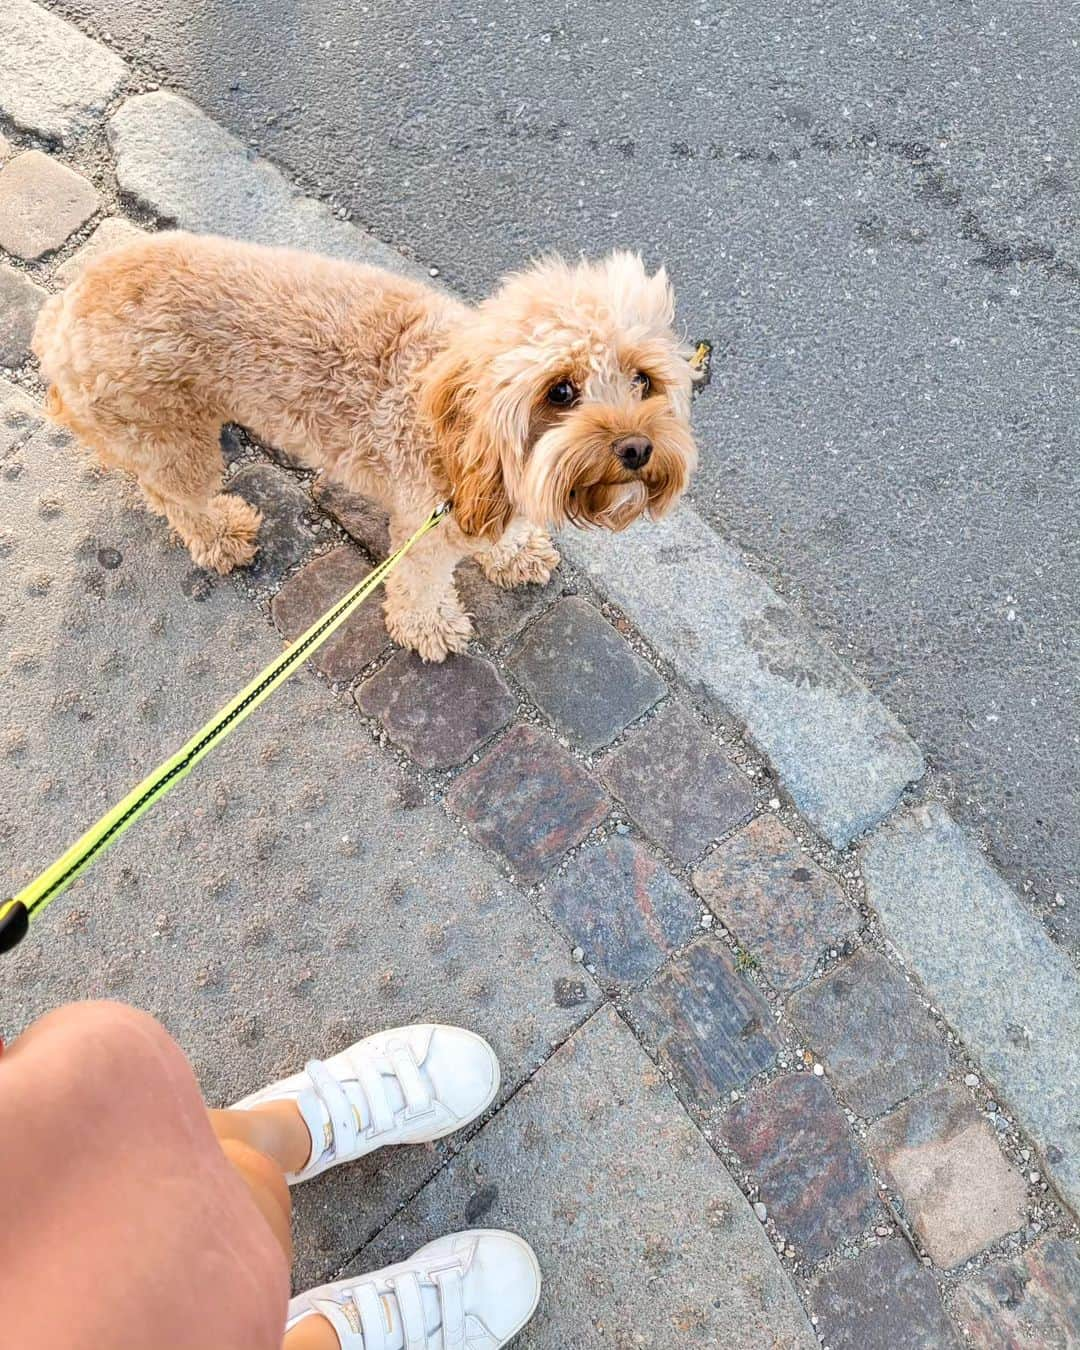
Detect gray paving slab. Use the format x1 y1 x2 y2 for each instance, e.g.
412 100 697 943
567 508 925 848
0 423 600 1289
0 374 41 454
108 92 427 278
862 802 1080 1216
0 0 126 143
351 1007 816 1349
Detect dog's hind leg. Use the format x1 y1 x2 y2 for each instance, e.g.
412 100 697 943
130 425 262 574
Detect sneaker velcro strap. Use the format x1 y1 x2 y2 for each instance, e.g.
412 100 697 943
387 1040 434 1119
304 1058 359 1159
355 1056 396 1135
435 1268 466 1350
347 1282 390 1350
391 1271 428 1350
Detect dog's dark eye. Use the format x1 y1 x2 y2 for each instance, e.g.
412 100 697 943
547 379 578 407
631 371 652 396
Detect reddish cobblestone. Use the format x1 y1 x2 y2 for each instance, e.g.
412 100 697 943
0 150 99 260
693 815 858 991
357 650 514 769
446 724 610 882
271 545 390 680
227 463 322 586
509 596 665 751
601 701 754 864
952 1237 1080 1347
812 1239 960 1349
546 836 699 988
631 935 781 1108
719 1073 880 1261
787 948 947 1118
310 476 391 559
867 1085 1028 1268
456 561 559 648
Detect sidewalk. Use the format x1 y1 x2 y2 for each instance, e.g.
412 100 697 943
1 3 1079 1345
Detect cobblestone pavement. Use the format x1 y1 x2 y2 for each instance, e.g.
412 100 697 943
1 5 1079 1345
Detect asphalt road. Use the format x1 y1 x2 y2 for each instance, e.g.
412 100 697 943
50 0 1079 951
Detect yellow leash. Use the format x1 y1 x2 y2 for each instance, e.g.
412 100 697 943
0 502 451 956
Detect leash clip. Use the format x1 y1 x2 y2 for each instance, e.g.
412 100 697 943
434 500 453 519
0 900 29 954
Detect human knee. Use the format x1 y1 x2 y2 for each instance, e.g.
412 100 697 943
28 999 173 1061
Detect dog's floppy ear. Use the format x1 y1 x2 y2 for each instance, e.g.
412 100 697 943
421 341 514 540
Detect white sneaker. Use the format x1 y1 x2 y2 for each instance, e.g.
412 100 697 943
286 1230 541 1349
232 1025 500 1182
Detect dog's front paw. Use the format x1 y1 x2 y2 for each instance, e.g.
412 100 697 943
480 529 561 589
385 600 474 663
189 495 262 574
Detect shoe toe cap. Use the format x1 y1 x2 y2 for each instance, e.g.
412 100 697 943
465 1230 542 1342
425 1026 500 1122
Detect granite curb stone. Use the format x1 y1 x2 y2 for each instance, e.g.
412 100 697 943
566 506 925 847
862 802 1080 1215
109 92 428 277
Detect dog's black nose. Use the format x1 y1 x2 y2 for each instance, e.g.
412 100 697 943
612 435 653 470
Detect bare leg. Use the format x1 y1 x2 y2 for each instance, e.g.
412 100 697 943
475 516 560 588
210 1105 340 1348
283 1313 342 1349
383 511 473 661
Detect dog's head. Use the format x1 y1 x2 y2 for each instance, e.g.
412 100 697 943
421 252 698 538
